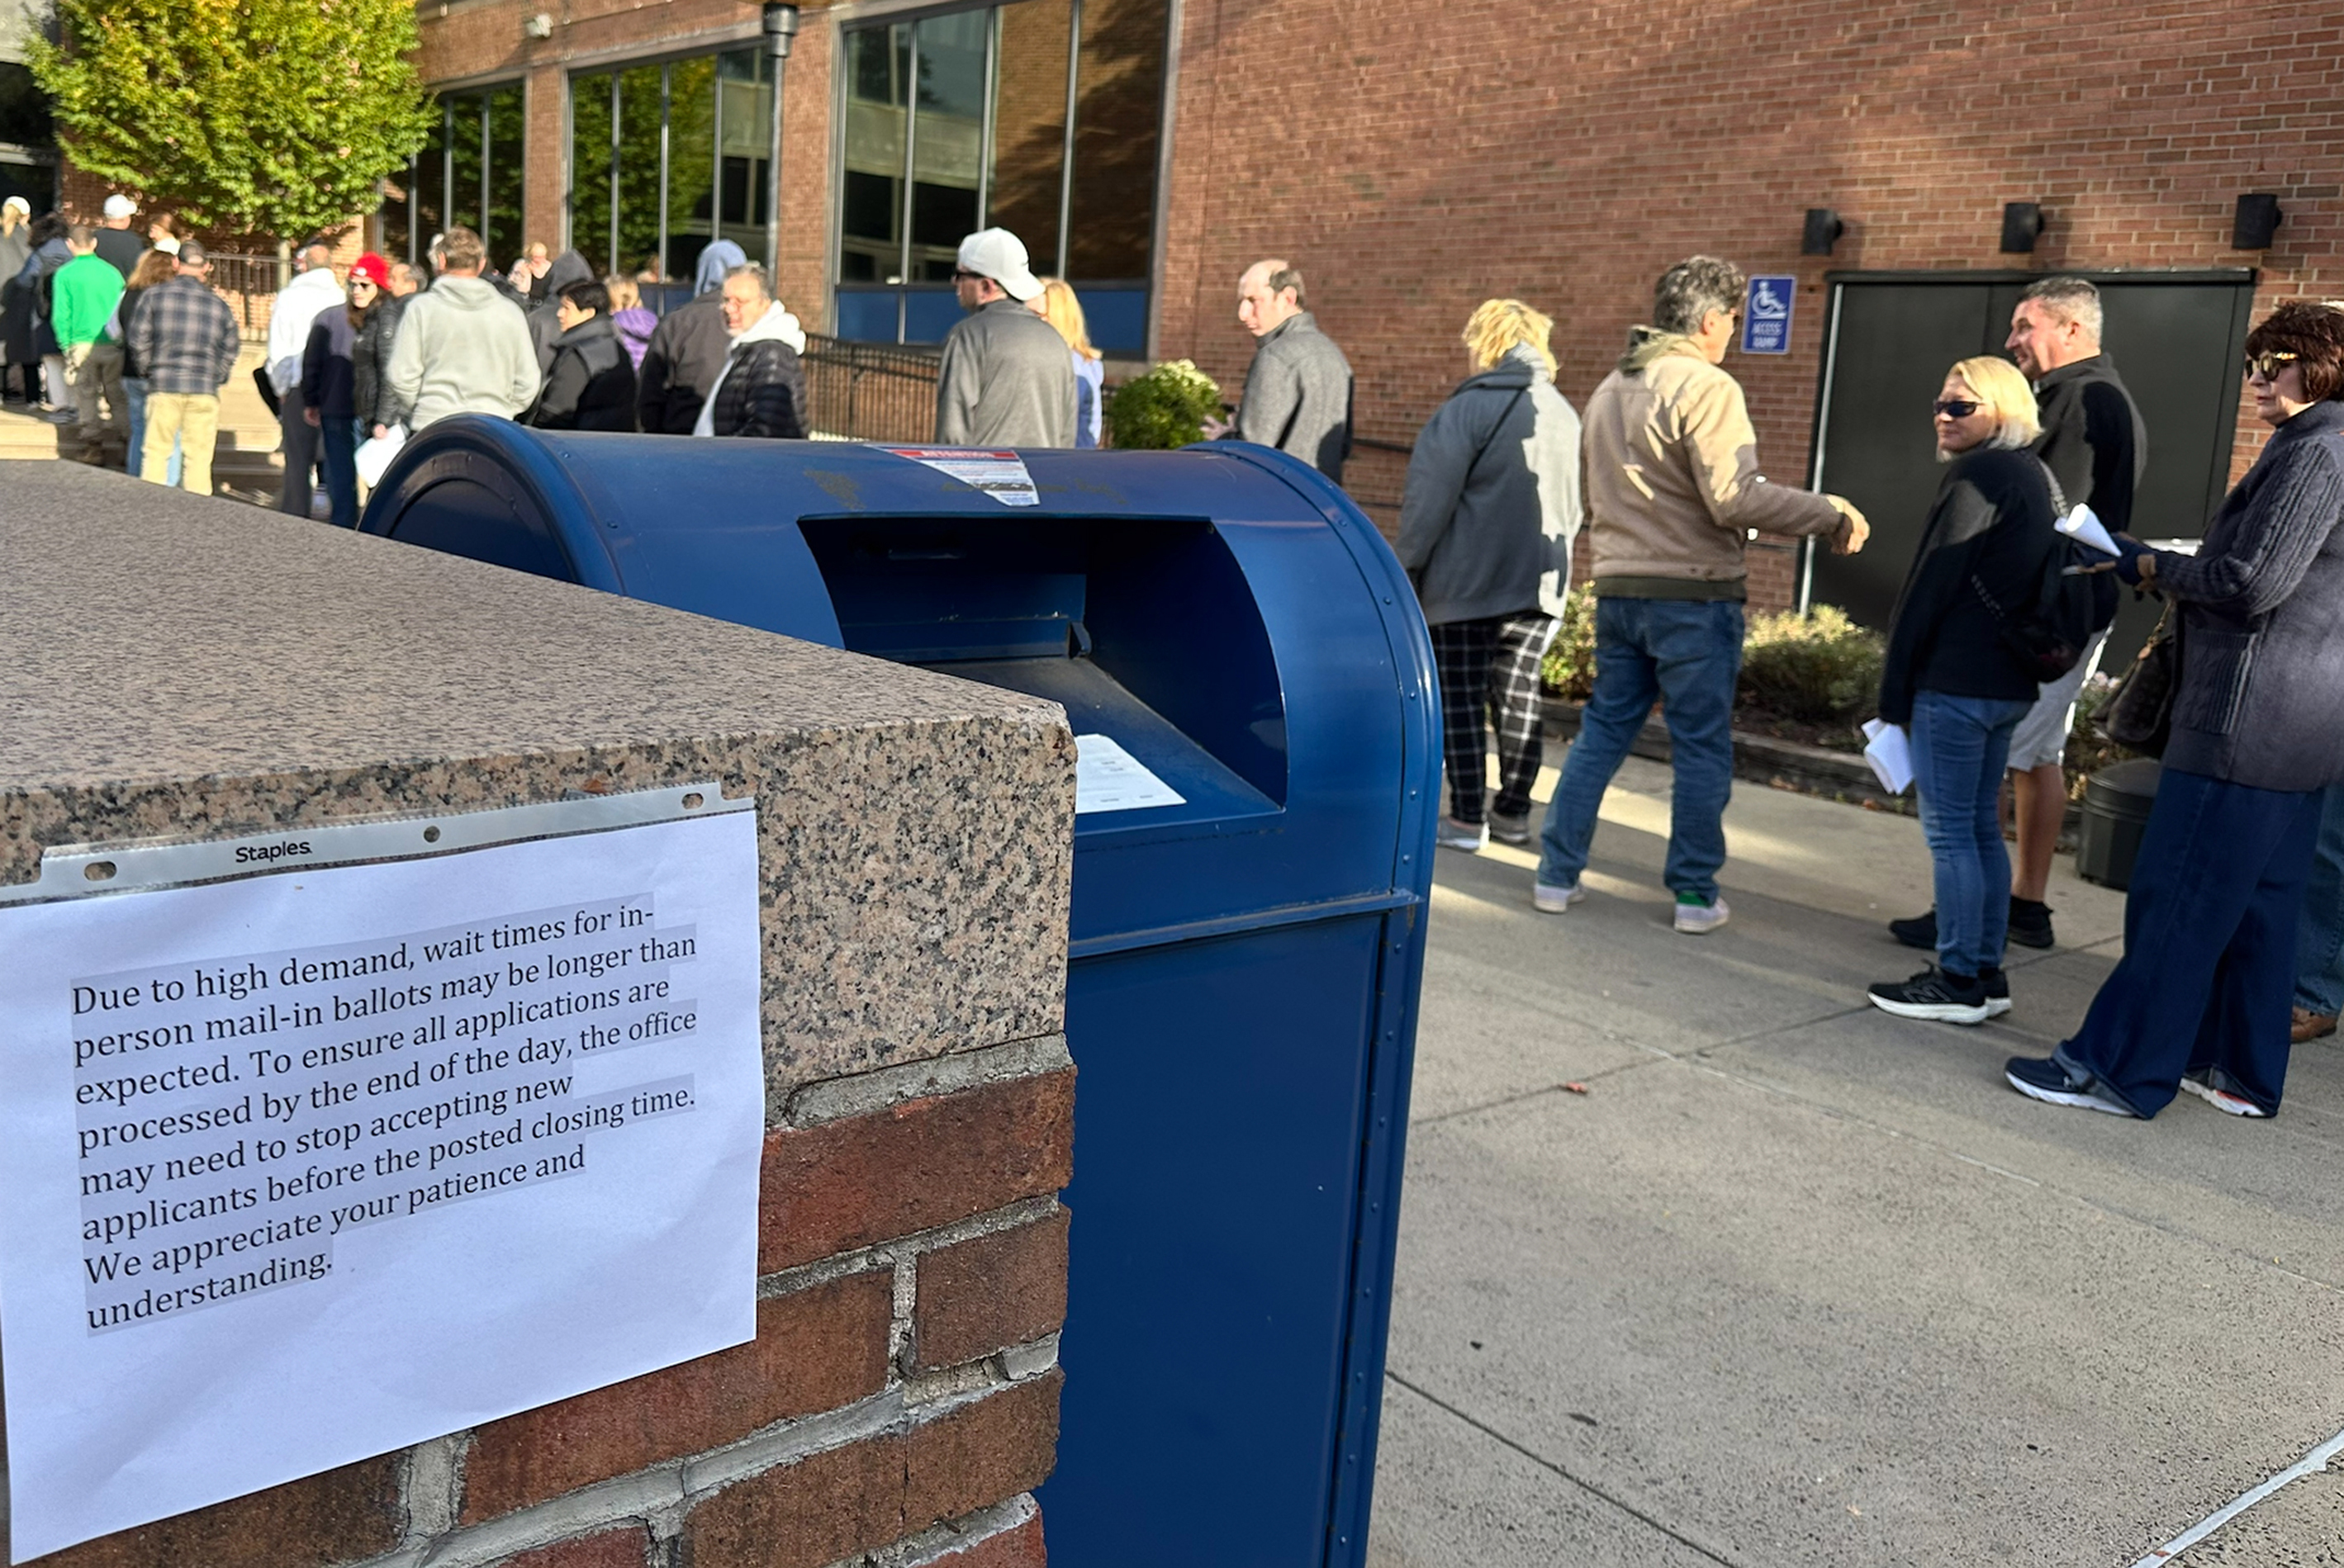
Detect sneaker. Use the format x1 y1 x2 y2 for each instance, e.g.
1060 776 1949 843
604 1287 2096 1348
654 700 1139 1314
2178 1069 2270 1118
1488 811 1532 847
2293 1007 2339 1045
1436 815 1488 852
1532 879 1585 914
2004 1054 2138 1116
1868 966 1991 1024
1673 895 1730 936
1889 908 1937 950
1979 966 2013 1019
2008 897 2055 950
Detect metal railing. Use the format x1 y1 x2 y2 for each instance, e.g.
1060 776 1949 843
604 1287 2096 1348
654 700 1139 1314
800 333 940 444
202 252 289 345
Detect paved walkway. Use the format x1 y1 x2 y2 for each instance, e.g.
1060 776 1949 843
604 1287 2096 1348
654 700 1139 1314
1369 756 2344 1566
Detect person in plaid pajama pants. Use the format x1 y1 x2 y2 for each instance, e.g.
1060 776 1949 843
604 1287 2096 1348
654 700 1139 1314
1396 300 1584 850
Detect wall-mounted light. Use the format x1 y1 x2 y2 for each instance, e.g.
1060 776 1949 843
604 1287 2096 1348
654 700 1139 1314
2233 192 2282 250
2000 202 2043 254
1801 208 1843 257
523 12 553 37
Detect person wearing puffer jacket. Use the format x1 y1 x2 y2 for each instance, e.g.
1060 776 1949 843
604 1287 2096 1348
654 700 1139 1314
527 281 638 431
694 263 805 439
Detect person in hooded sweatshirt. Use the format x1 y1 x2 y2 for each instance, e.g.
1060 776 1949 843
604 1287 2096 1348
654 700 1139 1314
527 247 597 375
695 263 805 438
528 281 638 431
606 275 656 372
637 239 743 435
381 226 539 431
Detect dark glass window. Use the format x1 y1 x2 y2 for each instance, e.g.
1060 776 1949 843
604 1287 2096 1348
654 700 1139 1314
836 0 1167 349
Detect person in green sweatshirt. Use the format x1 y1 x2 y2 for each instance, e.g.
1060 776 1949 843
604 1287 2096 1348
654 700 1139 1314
51 225 128 464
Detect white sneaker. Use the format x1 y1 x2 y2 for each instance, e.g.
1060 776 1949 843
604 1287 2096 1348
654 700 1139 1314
1437 816 1488 852
2178 1070 2270 1118
1673 897 1730 935
1532 879 1585 914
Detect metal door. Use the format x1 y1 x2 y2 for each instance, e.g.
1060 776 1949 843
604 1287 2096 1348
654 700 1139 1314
1804 271 2255 661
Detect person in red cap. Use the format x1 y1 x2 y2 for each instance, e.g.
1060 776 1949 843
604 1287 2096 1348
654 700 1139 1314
299 252 383 527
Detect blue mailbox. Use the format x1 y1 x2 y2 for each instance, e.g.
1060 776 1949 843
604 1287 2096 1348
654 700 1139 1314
361 423 1438 1567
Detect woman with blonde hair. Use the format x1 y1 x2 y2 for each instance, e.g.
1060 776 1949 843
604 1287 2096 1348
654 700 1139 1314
1867 354 2058 1025
605 273 656 373
1032 277 1103 448
1396 298 1583 851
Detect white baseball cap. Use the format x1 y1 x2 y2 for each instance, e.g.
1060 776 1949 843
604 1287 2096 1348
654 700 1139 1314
956 228 1042 302
2 196 27 216
102 193 136 220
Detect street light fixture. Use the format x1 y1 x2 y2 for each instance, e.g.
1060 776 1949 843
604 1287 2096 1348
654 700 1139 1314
763 3 800 279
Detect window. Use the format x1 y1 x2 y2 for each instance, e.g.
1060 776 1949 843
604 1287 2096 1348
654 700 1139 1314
836 0 1168 353
378 84 526 269
568 49 777 286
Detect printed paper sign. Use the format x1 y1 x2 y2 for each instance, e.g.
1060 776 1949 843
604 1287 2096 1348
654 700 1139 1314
0 808 764 1562
882 446 1041 506
1740 275 1796 355
1075 733 1187 814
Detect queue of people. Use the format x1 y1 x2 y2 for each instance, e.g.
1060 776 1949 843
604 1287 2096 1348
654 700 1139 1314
1390 257 2344 1128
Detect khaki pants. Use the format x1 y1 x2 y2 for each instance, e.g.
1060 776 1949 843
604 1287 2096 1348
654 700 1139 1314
143 392 219 495
65 339 129 454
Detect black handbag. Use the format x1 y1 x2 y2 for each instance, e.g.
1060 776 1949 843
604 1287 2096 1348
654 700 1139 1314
251 363 281 419
2100 602 2177 756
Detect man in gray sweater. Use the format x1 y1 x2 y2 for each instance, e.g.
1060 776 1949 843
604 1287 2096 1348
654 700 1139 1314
382 226 540 431
933 229 1075 448
1208 260 1353 482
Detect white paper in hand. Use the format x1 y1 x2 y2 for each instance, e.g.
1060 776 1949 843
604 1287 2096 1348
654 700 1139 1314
1861 718 1915 795
354 424 407 489
2057 503 2119 557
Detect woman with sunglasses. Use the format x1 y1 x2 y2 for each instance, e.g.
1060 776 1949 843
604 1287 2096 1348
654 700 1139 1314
2005 302 2344 1118
1867 358 2061 1024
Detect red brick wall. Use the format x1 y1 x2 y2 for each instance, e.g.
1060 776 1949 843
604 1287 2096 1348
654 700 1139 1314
45 1044 1073 1568
1154 0 2344 608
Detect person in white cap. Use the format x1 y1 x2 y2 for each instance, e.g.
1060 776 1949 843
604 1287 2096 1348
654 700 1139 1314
95 193 144 280
0 197 34 403
934 227 1075 448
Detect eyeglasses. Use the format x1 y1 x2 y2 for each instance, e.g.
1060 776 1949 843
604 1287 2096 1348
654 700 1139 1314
1934 398 1983 419
951 268 981 282
2245 351 2299 381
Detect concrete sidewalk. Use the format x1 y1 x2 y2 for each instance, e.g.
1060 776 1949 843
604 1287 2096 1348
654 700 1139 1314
1369 756 2344 1566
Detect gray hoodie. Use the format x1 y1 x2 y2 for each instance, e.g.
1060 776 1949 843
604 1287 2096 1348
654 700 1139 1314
1396 345 1583 625
382 274 540 430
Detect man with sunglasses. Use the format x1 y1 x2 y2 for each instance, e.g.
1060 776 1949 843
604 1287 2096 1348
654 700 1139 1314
933 227 1075 448
1892 276 2142 955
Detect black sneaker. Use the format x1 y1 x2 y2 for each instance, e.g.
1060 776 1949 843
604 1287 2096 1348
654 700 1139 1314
2005 1054 2137 1116
1889 908 1937 950
2008 898 2055 950
1979 966 2012 1019
1868 967 1991 1025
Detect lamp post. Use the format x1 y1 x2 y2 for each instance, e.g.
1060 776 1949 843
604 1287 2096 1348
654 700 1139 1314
762 3 800 279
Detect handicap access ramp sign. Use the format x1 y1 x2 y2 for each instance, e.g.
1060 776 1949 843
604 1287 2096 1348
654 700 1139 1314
1741 276 1796 354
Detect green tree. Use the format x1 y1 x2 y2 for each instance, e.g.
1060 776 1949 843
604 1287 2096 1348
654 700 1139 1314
29 0 436 243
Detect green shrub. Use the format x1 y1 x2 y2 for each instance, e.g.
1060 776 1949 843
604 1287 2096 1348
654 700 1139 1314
1736 604 1885 724
1103 359 1222 450
1539 584 1599 701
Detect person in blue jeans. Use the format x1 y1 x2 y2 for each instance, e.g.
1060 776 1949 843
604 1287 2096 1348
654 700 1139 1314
1866 357 2060 1024
2295 784 2344 1044
1535 255 1867 931
2006 302 2344 1119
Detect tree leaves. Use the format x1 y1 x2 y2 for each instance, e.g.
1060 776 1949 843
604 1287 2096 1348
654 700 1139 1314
28 0 437 242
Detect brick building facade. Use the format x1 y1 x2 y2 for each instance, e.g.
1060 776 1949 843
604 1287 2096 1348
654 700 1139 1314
384 0 2340 609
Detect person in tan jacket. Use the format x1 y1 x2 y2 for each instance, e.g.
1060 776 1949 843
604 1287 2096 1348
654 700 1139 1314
1534 255 1867 931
